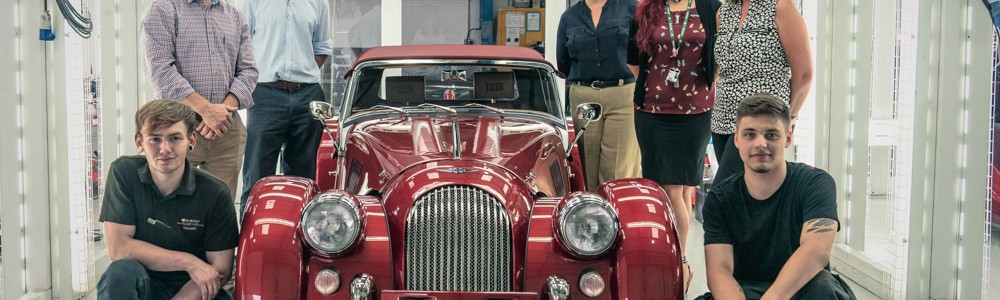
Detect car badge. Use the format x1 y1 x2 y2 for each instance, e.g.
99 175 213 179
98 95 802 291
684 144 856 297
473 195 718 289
441 167 475 174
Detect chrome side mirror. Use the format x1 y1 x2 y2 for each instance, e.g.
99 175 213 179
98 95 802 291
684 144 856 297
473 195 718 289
566 103 604 156
575 103 603 122
310 101 336 121
310 101 340 157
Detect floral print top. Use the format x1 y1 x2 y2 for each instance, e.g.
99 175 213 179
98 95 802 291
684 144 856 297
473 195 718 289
640 9 715 115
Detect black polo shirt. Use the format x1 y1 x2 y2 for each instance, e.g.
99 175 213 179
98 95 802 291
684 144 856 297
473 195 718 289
99 155 239 281
556 0 637 82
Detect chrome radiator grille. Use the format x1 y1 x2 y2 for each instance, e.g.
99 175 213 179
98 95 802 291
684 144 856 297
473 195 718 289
404 185 512 291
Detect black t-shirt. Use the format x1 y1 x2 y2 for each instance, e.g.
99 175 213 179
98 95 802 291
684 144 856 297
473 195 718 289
703 162 839 282
99 155 239 281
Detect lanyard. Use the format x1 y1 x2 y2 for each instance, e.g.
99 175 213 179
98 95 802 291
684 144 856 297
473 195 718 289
666 0 694 58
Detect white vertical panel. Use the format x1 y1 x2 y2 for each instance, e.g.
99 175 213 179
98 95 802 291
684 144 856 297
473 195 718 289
382 0 402 46
812 0 832 172
99 0 125 160
887 1 918 298
820 0 855 250
0 0 25 299
924 0 966 298
850 0 874 253
117 0 145 150
46 2 73 298
19 0 53 297
959 1 992 299
792 0 817 166
912 0 940 299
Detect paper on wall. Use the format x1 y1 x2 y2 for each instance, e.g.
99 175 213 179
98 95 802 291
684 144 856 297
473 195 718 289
505 27 522 46
526 12 541 32
505 11 525 28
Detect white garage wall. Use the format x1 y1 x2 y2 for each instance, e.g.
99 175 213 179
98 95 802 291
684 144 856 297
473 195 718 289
814 0 994 299
0 0 54 298
0 0 151 298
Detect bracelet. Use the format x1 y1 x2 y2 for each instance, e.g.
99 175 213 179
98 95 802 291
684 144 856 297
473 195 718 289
681 256 688 265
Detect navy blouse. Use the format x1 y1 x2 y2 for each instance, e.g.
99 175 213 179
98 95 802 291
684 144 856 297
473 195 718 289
556 0 637 82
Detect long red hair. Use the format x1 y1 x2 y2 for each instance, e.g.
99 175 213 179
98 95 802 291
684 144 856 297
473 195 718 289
635 0 670 56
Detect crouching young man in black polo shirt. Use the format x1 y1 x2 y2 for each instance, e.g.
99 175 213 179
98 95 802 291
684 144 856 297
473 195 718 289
98 99 239 300
698 94 855 300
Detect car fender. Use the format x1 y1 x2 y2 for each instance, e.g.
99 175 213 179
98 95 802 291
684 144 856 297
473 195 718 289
236 176 319 299
597 178 683 300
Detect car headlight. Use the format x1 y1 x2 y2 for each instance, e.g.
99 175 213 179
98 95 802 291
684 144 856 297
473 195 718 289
301 191 362 254
557 194 620 257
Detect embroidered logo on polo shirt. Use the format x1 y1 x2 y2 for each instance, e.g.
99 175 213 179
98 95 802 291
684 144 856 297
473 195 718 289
177 218 204 231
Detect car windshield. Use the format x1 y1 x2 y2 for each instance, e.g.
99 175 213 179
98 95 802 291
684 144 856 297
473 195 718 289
345 64 562 117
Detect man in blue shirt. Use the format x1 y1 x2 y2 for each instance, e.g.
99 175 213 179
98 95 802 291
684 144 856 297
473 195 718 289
239 0 333 217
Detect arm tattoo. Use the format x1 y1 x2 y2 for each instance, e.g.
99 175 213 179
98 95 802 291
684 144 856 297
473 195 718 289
805 218 837 233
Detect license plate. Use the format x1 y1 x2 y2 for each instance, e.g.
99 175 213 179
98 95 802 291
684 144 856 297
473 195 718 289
380 290 540 300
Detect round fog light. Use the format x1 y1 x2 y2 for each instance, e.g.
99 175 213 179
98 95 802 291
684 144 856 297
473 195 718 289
579 270 605 297
315 269 340 295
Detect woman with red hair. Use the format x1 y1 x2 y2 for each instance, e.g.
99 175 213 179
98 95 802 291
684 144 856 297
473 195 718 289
628 0 721 293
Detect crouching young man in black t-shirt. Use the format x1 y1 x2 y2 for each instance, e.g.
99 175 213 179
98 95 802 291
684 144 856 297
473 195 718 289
97 99 239 300
698 94 855 300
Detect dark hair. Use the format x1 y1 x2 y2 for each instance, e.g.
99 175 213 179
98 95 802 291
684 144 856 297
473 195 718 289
134 99 198 136
635 0 667 56
736 93 790 128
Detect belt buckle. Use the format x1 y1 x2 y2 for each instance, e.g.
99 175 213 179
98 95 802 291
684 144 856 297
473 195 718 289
590 81 601 89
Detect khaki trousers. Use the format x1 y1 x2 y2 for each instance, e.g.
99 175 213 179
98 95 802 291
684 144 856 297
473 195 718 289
187 113 246 201
569 83 642 191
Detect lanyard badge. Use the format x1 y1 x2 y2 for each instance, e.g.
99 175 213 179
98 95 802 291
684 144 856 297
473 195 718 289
665 0 693 88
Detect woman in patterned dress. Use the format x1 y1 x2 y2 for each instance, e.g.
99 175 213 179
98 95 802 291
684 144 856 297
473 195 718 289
711 0 812 184
628 0 721 293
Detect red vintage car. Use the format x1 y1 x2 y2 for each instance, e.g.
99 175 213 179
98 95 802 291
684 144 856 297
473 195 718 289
236 45 683 299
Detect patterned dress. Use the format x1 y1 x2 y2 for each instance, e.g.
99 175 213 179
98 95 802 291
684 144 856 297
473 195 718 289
640 9 715 114
712 0 791 135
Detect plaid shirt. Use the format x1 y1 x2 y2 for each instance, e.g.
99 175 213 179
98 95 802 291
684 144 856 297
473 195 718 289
142 0 258 109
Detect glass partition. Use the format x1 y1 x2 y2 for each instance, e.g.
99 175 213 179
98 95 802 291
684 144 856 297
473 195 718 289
323 0 382 109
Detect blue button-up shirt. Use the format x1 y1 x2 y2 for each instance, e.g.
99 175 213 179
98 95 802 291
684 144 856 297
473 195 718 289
556 0 637 82
239 0 334 83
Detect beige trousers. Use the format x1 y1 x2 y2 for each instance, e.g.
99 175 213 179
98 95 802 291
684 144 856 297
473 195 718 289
187 113 246 201
569 83 642 191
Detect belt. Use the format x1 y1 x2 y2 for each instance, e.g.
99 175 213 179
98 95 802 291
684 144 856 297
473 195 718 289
259 80 308 91
569 78 636 89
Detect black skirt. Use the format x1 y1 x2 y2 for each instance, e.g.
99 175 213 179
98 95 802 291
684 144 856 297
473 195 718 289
635 110 713 186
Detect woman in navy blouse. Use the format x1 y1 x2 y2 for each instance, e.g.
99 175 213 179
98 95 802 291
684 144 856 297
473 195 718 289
557 0 642 192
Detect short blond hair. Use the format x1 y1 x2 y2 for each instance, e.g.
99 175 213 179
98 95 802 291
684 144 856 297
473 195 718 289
134 99 198 136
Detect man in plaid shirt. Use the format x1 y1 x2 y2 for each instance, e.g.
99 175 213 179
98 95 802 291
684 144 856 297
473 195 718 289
141 0 259 203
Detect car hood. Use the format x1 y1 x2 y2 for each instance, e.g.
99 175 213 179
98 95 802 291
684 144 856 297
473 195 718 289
341 115 568 196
